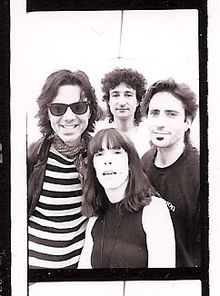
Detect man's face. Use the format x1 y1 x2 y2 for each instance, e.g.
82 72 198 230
147 91 190 149
109 82 138 122
48 84 90 146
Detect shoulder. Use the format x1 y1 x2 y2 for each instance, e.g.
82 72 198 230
141 146 156 165
185 144 199 156
182 145 200 176
28 138 45 160
143 196 167 213
27 136 51 167
142 197 170 231
87 216 98 230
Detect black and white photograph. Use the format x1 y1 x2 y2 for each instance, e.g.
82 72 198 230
4 0 214 295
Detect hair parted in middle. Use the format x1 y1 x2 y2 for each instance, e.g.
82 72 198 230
36 69 102 136
101 68 147 125
141 78 198 145
82 128 157 218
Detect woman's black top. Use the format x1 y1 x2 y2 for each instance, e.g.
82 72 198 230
91 203 148 268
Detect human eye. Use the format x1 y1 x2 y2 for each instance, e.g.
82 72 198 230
149 109 159 116
112 148 123 155
125 92 133 97
111 92 119 98
94 151 103 157
167 110 178 117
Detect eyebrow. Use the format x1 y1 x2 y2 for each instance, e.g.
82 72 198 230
110 90 134 94
165 110 180 114
149 108 180 113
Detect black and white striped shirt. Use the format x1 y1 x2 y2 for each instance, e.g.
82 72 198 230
28 146 88 268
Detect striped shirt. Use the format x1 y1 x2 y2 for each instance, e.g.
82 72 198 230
28 146 88 269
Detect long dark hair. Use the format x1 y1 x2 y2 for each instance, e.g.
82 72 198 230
82 128 157 218
36 69 102 136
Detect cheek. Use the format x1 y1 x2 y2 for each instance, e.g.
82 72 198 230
93 158 102 175
49 113 59 127
133 99 139 108
120 156 129 174
108 101 114 112
147 119 154 130
79 112 90 125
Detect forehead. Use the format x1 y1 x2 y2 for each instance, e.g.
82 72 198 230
149 91 185 112
110 82 135 92
53 84 82 103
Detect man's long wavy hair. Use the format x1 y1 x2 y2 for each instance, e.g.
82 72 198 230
101 68 147 125
82 128 157 218
141 78 198 146
36 69 101 136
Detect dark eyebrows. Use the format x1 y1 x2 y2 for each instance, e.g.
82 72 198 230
125 91 135 95
149 108 159 112
165 110 179 114
110 90 119 94
110 90 134 95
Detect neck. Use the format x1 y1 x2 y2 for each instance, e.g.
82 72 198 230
55 134 81 149
104 177 128 204
155 141 185 168
113 117 136 133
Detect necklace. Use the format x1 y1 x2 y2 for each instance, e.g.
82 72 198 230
100 212 124 268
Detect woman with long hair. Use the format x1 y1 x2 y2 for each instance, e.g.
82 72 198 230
79 128 175 268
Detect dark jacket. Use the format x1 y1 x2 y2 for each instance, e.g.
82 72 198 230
27 134 90 217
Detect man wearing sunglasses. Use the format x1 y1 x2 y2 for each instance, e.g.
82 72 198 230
27 69 101 269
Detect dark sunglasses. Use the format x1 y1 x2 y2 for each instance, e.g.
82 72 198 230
48 101 90 116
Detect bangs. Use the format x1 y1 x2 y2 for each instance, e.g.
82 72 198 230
89 128 129 155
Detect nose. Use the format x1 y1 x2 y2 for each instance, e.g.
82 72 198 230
118 95 126 105
154 114 166 128
62 106 77 120
104 161 112 165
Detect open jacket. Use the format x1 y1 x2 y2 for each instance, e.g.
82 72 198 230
27 133 90 218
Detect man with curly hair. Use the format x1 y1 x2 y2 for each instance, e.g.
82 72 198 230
99 67 150 157
141 78 200 267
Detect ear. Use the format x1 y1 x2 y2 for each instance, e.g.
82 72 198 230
184 116 192 132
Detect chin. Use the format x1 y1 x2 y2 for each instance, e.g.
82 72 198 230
62 136 77 146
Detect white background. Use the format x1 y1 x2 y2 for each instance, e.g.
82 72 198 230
10 0 218 295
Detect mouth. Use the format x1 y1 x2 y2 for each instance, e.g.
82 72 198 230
61 124 78 129
102 171 117 176
152 132 170 141
116 108 129 111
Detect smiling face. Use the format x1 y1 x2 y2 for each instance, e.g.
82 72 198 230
48 84 90 146
147 92 191 149
93 141 129 193
109 82 138 122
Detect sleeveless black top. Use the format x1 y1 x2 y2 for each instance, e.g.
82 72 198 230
91 203 148 268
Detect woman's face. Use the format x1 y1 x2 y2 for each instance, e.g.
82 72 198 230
48 84 90 146
93 141 129 192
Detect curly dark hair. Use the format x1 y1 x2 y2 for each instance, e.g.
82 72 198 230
82 128 157 218
36 69 102 136
141 78 198 146
101 68 147 125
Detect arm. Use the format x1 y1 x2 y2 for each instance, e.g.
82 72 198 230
78 216 97 269
142 197 176 268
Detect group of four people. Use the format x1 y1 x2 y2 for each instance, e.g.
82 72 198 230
27 67 200 269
